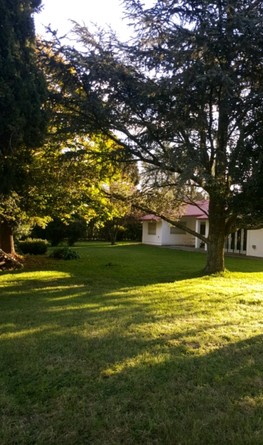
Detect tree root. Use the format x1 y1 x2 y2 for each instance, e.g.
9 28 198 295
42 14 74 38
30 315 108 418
0 249 23 271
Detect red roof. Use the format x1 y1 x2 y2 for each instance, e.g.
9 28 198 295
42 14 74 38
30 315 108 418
184 200 209 219
140 200 209 221
140 214 161 221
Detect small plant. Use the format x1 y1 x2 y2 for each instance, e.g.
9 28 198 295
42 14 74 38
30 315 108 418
18 238 49 255
49 247 80 260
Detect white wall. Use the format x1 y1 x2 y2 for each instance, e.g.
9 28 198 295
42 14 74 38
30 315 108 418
142 218 202 247
161 220 194 245
142 221 163 245
142 219 263 259
246 229 263 258
142 218 197 246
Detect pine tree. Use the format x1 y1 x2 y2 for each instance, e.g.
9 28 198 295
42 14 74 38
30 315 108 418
0 0 47 254
42 0 263 273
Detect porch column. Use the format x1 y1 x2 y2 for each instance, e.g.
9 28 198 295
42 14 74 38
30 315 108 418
204 221 209 251
195 220 199 248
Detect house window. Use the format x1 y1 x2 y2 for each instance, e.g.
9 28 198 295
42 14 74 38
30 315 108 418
170 223 186 235
200 222 206 236
148 222 156 235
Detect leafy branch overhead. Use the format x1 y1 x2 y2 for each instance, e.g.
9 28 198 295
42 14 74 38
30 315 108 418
39 0 263 273
0 0 138 259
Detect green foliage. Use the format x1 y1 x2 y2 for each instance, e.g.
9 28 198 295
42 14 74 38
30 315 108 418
40 0 263 273
18 238 48 255
0 0 47 194
24 135 136 239
0 0 47 253
32 215 87 246
45 218 67 246
0 2 140 256
49 247 80 260
118 219 142 241
96 214 142 243
66 216 87 246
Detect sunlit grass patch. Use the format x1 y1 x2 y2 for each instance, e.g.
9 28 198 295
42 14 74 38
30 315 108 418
0 270 71 287
0 242 263 444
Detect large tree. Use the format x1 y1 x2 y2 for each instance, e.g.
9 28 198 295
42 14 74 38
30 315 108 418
41 0 263 274
2 133 133 251
26 135 134 225
0 0 47 254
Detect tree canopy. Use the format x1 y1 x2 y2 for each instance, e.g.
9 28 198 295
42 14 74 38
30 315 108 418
0 1 133 257
41 0 263 273
0 0 47 253
0 0 46 183
27 134 135 224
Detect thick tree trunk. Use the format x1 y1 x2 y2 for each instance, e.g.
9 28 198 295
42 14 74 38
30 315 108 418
204 231 225 274
203 198 226 275
110 229 117 245
0 220 16 255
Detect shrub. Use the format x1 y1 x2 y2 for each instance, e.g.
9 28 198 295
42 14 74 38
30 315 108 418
66 217 87 246
45 218 67 246
34 216 87 247
49 247 80 260
18 238 49 255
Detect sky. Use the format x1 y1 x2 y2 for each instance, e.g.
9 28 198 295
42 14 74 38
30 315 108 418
34 0 130 39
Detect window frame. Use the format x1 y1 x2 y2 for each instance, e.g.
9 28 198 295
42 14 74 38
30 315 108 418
170 222 187 235
148 221 157 235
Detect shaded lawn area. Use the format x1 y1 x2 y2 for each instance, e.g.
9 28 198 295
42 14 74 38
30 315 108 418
0 242 263 445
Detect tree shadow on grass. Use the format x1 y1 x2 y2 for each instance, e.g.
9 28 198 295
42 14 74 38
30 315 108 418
0 272 263 444
1 332 263 445
0 243 262 444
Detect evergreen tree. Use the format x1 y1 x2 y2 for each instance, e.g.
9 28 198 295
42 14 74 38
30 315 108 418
0 0 47 253
42 0 263 274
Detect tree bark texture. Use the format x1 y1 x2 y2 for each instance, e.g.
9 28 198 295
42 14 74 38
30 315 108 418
0 220 16 255
203 198 226 274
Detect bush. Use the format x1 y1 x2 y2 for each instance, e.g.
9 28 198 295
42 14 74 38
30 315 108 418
66 217 87 246
33 216 87 247
49 247 80 260
45 218 67 246
18 238 49 255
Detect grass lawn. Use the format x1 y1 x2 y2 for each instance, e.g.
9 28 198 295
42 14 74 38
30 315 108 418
0 242 263 445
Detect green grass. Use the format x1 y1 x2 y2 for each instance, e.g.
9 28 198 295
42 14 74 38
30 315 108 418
0 242 263 445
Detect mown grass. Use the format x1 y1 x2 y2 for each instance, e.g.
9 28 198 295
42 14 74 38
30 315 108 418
0 242 263 445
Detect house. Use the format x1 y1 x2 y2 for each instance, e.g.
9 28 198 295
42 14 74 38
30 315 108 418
141 201 263 258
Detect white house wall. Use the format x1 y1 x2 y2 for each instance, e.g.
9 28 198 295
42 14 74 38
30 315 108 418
142 218 263 259
142 219 196 246
160 218 196 246
142 221 163 245
246 229 263 258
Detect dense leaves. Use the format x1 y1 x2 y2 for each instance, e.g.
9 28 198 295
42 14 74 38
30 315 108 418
0 1 134 257
0 0 47 254
0 0 47 187
40 0 263 273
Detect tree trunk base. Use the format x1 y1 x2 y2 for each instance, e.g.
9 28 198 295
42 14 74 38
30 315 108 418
0 249 23 271
202 264 226 275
